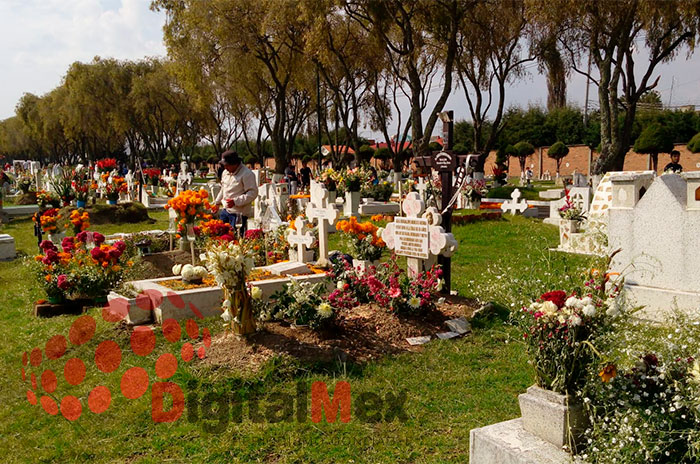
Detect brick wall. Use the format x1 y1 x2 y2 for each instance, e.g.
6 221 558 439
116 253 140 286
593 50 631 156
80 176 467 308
482 143 700 178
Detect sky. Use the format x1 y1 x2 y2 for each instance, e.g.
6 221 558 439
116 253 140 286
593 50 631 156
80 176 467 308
2 0 700 137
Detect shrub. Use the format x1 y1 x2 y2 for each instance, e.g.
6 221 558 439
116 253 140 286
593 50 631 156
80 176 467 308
687 132 700 153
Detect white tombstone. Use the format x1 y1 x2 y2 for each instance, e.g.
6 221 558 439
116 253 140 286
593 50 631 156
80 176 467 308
416 177 428 203
608 172 700 320
344 191 360 217
500 189 528 215
305 180 339 267
573 172 588 187
0 234 16 260
381 192 457 277
274 183 289 216
287 217 315 263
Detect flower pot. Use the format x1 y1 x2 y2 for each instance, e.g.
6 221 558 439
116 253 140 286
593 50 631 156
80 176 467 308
47 295 64 304
467 198 481 210
328 190 336 204
107 199 117 205
518 385 587 450
559 219 580 249
48 232 65 245
76 200 86 208
344 191 360 217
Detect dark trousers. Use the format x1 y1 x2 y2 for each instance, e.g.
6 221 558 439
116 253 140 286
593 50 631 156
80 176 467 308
220 210 248 236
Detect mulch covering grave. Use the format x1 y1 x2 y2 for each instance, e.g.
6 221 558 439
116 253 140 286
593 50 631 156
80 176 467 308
199 294 478 372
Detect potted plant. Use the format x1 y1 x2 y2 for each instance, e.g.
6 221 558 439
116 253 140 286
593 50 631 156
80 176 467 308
514 260 626 452
104 175 127 205
37 208 63 243
17 174 33 194
265 279 335 329
50 171 76 206
558 189 587 247
65 209 90 235
463 179 488 209
73 172 91 208
143 168 161 194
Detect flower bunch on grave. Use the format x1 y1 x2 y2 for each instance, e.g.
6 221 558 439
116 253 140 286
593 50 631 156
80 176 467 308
327 254 444 314
65 209 90 235
319 167 338 191
201 240 256 335
264 279 335 329
241 228 266 266
36 190 60 209
361 181 394 202
515 258 627 394
30 232 130 300
49 170 75 206
335 216 385 261
17 174 34 193
578 310 700 463
558 188 586 221
38 208 61 234
199 219 233 241
165 189 216 228
72 172 92 202
96 158 117 173
463 179 488 201
492 166 507 183
103 175 128 202
143 168 161 186
264 227 289 264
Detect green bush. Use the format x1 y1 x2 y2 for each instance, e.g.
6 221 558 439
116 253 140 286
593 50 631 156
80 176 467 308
453 143 469 155
687 132 700 153
361 182 394 202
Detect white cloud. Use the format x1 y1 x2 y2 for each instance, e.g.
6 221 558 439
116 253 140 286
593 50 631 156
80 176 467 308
0 0 167 118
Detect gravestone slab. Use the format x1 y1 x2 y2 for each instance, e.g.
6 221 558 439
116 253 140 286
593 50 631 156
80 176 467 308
265 261 312 276
435 331 460 340
445 316 471 334
539 189 565 200
469 419 572 464
406 336 431 346
0 234 16 260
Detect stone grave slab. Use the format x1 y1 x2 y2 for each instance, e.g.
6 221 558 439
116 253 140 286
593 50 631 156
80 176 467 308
0 234 16 260
264 261 313 276
358 201 400 215
539 189 565 200
469 419 572 464
406 336 431 346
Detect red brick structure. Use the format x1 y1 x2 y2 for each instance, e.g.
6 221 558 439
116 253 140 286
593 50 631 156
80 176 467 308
483 143 699 178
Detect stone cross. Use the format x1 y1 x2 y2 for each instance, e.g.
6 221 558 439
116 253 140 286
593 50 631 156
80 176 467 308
416 177 428 203
305 180 339 266
500 189 528 215
287 216 314 263
381 192 457 277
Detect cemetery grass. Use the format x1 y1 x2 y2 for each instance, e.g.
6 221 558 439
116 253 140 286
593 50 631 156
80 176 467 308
0 212 596 463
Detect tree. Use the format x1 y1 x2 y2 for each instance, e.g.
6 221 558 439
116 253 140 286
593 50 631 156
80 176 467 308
152 0 314 173
547 141 569 175
456 0 536 173
345 0 465 158
634 122 674 172
453 143 469 155
536 33 568 110
513 141 535 172
358 144 375 165
688 132 700 153
542 0 700 175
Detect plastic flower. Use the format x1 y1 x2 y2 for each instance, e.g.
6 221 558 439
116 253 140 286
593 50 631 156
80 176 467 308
408 296 421 309
582 304 596 317
317 302 333 318
336 280 345 290
250 286 263 300
221 308 232 322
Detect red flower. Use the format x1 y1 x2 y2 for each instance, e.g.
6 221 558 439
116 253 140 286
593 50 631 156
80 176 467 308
540 290 567 309
57 274 71 290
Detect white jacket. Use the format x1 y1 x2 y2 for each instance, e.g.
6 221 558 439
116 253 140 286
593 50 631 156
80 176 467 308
215 165 258 217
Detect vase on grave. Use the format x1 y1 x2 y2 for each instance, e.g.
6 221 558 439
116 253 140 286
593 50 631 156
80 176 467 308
352 259 380 274
518 385 587 450
47 295 64 305
76 200 86 208
559 218 580 249
344 191 360 217
48 231 65 245
107 199 117 205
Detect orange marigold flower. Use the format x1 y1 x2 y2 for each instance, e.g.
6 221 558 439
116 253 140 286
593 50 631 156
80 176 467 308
599 364 617 383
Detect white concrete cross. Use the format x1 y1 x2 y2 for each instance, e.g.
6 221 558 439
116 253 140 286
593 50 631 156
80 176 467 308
500 189 528 215
382 192 458 277
287 217 314 263
416 177 428 203
305 180 339 266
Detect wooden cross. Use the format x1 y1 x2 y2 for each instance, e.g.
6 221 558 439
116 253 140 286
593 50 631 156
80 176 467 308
500 189 528 215
305 180 339 267
287 216 314 263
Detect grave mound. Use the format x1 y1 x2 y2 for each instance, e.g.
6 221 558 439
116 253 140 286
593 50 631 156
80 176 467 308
200 295 477 371
84 202 151 225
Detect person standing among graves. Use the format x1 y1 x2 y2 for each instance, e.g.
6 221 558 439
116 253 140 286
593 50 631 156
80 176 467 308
525 167 534 186
216 150 258 235
299 160 312 190
663 150 683 173
284 163 298 195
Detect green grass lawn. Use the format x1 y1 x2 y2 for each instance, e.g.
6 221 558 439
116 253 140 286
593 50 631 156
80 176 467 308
0 210 596 463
